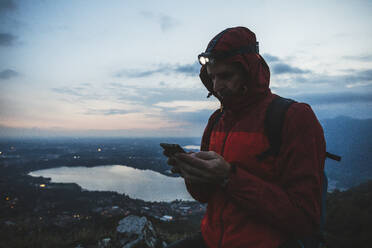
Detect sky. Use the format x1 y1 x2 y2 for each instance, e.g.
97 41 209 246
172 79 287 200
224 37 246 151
0 0 371 138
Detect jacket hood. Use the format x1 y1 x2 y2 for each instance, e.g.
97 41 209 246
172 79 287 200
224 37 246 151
199 27 271 109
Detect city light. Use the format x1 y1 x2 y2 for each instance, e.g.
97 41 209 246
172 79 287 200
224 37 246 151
97 148 102 152
40 184 46 188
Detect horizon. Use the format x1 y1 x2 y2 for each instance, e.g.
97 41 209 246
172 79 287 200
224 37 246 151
0 114 370 139
1 0 372 138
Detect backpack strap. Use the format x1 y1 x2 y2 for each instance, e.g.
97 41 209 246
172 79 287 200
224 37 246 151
261 96 339 248
257 96 342 162
326 152 341 161
201 109 224 151
257 96 296 160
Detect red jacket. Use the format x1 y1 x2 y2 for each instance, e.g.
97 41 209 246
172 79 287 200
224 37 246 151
186 27 326 248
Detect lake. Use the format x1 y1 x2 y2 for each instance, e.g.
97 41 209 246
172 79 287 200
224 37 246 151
29 165 194 202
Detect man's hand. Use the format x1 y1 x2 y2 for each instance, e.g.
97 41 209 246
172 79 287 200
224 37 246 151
168 151 231 184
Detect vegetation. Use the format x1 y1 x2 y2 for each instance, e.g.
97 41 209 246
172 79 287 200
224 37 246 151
1 180 371 247
325 180 372 248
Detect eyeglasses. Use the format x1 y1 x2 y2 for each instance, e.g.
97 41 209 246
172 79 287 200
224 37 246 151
198 42 259 66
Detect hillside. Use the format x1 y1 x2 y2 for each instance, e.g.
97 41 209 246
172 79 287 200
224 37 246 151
325 180 372 248
321 116 372 189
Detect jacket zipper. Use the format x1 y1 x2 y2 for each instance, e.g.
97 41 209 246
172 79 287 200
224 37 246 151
217 120 234 248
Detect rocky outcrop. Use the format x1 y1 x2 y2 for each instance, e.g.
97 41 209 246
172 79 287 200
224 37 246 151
116 215 162 248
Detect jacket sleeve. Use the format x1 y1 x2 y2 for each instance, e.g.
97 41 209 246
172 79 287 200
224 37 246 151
225 103 326 237
185 181 217 203
184 109 221 203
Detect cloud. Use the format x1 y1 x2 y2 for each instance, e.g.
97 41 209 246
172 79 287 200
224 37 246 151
0 33 17 46
114 84 208 106
262 53 311 75
264 51 371 89
174 62 200 76
271 63 311 75
84 108 133 116
116 62 199 78
0 0 17 29
162 109 213 126
51 86 85 97
159 14 178 32
116 68 167 78
153 100 218 113
52 84 137 104
262 53 280 63
344 69 372 85
343 54 372 62
291 69 372 87
0 69 19 79
139 11 179 32
291 91 372 105
0 0 16 13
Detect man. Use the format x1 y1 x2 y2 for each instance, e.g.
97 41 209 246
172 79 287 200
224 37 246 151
167 27 326 248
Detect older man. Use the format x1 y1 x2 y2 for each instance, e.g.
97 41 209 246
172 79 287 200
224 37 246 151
167 27 326 248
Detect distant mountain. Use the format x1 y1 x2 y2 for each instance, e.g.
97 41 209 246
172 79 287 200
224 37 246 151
320 116 372 190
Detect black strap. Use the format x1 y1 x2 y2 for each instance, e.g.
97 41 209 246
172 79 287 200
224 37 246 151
257 96 296 160
202 110 224 151
257 96 341 162
326 152 341 161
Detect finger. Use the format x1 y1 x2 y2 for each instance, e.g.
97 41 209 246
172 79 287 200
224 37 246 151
163 150 174 157
193 151 221 160
167 157 177 166
174 153 211 170
171 167 181 174
176 156 226 183
175 158 209 178
181 169 210 183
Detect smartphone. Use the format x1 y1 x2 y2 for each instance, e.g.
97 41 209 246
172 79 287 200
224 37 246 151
160 143 186 157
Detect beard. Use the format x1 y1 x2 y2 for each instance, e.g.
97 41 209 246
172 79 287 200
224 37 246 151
217 87 246 108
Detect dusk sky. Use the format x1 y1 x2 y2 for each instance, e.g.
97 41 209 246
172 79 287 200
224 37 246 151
1 0 371 137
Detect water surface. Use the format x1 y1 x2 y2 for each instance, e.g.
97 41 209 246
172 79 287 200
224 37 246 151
29 165 193 202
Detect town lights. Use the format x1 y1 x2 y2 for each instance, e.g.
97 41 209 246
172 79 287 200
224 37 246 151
40 184 46 188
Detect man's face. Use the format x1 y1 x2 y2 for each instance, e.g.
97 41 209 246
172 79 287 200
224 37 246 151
206 62 246 100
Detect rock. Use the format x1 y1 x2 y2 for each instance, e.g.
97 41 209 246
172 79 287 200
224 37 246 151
98 238 111 248
116 215 159 248
117 215 147 234
4 220 16 226
123 238 142 248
